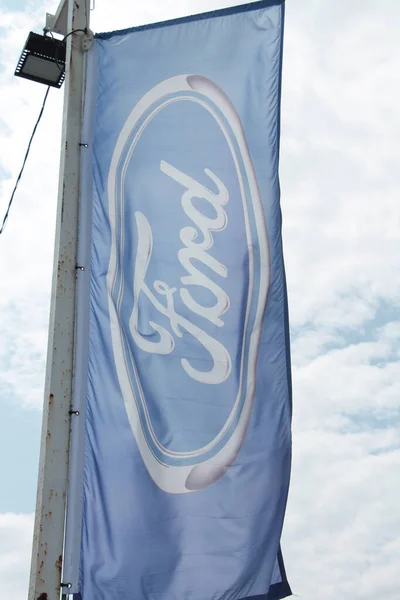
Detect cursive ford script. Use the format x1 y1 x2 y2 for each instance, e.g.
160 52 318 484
129 161 232 385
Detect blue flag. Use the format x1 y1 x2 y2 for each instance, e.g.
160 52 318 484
72 2 292 599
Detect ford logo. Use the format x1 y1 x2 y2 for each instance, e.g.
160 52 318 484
107 75 270 494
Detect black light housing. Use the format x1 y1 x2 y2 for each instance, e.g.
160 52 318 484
15 32 66 88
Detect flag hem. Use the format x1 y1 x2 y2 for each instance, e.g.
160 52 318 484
96 0 285 40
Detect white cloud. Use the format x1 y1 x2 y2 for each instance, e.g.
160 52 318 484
284 430 400 599
0 298 48 407
0 1 399 599
281 1 400 330
0 513 33 600
0 1 63 408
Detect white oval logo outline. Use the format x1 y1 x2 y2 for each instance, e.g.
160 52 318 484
107 75 270 493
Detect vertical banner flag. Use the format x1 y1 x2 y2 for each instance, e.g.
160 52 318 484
71 1 292 599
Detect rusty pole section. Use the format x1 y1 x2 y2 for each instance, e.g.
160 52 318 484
28 1 90 599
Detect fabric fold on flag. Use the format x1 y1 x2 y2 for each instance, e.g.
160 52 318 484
69 2 292 599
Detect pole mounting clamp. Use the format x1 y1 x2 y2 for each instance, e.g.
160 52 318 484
83 29 94 52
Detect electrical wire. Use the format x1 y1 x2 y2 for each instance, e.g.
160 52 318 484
0 86 50 235
46 28 88 73
45 30 64 73
2 23 90 235
63 28 88 42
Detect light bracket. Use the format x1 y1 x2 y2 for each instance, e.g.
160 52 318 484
45 0 69 36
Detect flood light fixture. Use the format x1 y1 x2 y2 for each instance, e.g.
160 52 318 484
14 32 66 88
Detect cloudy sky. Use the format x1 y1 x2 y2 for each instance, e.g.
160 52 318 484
0 0 399 598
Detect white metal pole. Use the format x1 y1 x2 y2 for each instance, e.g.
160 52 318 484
28 1 90 599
